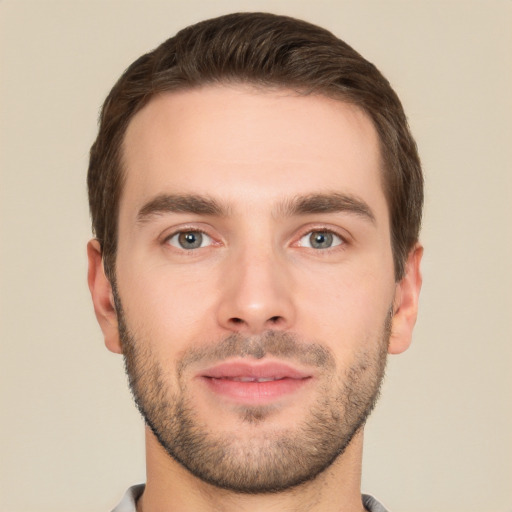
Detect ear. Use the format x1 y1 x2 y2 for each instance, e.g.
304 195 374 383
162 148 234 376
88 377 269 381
87 239 122 354
388 243 423 355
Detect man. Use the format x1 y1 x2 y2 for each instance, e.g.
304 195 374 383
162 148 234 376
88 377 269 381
87 12 423 512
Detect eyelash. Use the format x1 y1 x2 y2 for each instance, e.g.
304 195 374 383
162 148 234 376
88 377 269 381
294 227 347 251
161 226 349 252
163 227 216 250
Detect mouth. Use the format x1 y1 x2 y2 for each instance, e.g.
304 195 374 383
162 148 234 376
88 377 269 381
198 360 313 404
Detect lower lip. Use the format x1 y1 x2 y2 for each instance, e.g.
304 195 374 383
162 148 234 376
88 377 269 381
201 377 311 404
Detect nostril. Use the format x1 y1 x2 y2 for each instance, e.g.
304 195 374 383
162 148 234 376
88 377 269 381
226 315 286 330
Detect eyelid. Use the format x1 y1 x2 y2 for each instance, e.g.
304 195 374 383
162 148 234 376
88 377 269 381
293 225 350 246
159 223 350 251
167 231 213 249
161 224 220 249
298 230 343 249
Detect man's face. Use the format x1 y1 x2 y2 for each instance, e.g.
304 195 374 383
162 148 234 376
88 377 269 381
101 85 410 492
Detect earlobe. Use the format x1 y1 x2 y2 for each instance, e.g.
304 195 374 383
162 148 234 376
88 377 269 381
87 239 123 354
388 244 423 355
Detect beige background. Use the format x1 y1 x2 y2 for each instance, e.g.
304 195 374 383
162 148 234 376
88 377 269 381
1 1 511 511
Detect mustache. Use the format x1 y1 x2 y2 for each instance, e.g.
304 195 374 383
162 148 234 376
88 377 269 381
177 331 336 376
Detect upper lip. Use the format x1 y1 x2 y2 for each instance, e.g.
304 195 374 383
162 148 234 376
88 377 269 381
200 360 311 380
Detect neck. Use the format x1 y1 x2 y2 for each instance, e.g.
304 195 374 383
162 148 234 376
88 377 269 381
138 427 366 512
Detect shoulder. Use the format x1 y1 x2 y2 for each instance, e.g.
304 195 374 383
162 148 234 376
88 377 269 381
110 484 145 512
362 494 390 512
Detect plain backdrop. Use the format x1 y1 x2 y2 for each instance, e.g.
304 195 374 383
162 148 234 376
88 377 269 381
1 1 511 511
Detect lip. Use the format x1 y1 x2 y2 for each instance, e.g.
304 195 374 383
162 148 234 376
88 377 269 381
198 360 312 404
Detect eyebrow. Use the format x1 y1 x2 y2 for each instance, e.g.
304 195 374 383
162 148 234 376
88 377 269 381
137 194 227 223
136 192 375 224
277 192 376 223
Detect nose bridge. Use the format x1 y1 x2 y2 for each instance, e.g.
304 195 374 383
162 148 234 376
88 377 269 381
217 236 295 334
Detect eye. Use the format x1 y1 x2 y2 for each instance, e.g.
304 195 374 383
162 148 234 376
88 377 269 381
166 231 213 250
298 230 343 249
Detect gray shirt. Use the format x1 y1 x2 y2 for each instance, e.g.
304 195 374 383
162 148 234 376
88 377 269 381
111 484 389 512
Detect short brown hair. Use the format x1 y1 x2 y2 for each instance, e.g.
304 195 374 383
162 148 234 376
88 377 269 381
88 12 422 281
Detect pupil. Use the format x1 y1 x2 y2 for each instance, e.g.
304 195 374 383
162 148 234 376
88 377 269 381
311 232 332 249
179 232 202 249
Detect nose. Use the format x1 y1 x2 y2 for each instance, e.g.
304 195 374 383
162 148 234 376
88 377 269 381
216 245 296 335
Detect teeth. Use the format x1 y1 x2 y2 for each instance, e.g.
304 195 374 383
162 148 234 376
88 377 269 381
230 377 280 383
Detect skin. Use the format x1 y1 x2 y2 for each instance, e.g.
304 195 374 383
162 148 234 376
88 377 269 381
88 85 423 512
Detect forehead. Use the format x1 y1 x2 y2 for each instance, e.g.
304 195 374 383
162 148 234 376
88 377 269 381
120 85 386 220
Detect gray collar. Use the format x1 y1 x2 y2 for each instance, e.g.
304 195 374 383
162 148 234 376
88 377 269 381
111 485 390 512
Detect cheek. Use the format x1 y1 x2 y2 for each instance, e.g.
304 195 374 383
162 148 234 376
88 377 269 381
116 259 220 353
294 264 393 352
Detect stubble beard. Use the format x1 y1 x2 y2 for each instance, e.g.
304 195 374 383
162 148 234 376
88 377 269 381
115 291 390 494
